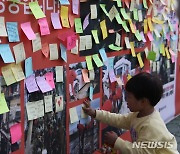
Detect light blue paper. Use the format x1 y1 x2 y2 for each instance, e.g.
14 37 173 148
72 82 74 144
99 48 108 62
59 0 70 5
108 57 114 70
25 57 33 77
6 22 20 42
0 44 15 63
89 83 94 101
60 44 67 62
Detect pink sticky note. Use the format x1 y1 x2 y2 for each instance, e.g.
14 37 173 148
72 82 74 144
42 43 49 58
72 0 79 15
25 74 39 93
169 48 176 63
38 17 50 36
82 69 90 83
67 35 77 50
20 22 36 40
51 13 62 29
147 32 154 41
36 76 52 93
83 13 90 30
45 72 55 89
109 70 117 83
10 123 22 144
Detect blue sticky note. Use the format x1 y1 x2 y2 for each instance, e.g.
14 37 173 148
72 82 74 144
108 57 114 70
59 0 70 5
99 48 108 62
25 57 33 77
60 44 67 62
6 22 20 42
0 44 15 63
89 83 94 101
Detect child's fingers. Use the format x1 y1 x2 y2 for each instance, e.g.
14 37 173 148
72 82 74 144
83 100 90 108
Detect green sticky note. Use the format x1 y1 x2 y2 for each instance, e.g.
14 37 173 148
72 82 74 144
100 4 109 17
120 8 130 20
91 30 99 44
135 30 142 41
143 0 148 9
115 13 123 24
133 8 138 21
109 44 123 51
74 18 83 33
29 1 46 19
116 0 122 7
0 93 9 114
147 51 156 61
92 54 103 67
122 21 130 32
86 56 94 70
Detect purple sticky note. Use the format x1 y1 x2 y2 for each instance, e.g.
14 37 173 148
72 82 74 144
38 17 50 36
36 76 52 93
25 74 39 93
45 72 55 89
51 13 62 29
10 123 22 144
20 22 36 40
109 70 117 83
140 31 146 42
72 0 79 15
83 13 90 30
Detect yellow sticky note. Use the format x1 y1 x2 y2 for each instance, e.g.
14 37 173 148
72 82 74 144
0 93 9 114
29 1 45 19
91 30 99 44
1 64 16 86
137 53 144 68
92 54 103 67
100 20 108 39
147 17 154 32
144 19 148 34
69 107 79 124
127 74 132 80
11 63 25 82
152 17 165 24
74 18 83 33
86 56 94 70
128 19 136 33
130 42 136 57
61 6 70 28
165 47 171 59
160 44 165 56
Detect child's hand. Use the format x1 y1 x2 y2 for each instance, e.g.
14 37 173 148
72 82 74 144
104 131 118 147
82 99 96 118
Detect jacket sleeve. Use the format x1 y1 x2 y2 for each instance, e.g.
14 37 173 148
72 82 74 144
95 110 134 130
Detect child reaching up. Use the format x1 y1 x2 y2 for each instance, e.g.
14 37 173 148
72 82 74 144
83 72 179 154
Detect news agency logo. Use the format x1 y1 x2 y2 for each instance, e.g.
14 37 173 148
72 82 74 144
132 141 174 149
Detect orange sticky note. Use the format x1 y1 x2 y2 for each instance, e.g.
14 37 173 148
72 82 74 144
130 42 136 57
82 69 90 83
42 43 49 58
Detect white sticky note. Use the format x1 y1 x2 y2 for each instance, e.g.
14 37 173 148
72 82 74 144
71 40 79 55
0 17 8 37
13 42 26 64
32 33 42 52
124 37 131 49
115 33 121 47
44 95 53 113
69 107 79 123
85 35 92 50
90 4 97 19
79 36 86 51
49 44 58 60
55 96 64 112
56 66 63 82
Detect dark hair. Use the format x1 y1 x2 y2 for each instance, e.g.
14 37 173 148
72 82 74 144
125 72 163 106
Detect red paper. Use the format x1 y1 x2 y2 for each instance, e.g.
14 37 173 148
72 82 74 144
10 123 22 144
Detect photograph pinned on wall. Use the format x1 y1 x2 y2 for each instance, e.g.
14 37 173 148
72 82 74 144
24 67 67 154
0 76 22 153
69 98 100 154
101 54 145 152
69 62 100 102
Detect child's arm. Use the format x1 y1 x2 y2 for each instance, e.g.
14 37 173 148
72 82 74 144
82 100 133 130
